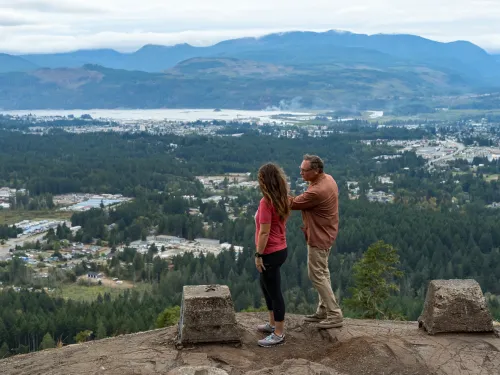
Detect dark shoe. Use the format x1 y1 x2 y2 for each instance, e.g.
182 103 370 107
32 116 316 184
258 333 285 347
257 322 275 334
316 316 343 329
303 312 327 322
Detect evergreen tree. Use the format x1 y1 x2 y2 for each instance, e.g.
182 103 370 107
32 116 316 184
0 342 10 359
155 306 181 328
344 241 404 319
39 333 55 350
96 321 107 340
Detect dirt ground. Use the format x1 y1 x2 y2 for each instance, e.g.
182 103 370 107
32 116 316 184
77 276 134 289
1 313 499 375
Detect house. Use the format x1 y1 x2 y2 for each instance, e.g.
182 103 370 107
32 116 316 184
87 272 103 279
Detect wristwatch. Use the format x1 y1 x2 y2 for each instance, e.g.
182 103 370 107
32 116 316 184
254 252 263 258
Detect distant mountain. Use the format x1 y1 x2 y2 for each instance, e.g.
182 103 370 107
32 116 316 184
21 49 124 71
18 30 500 86
21 46 199 72
168 57 294 77
0 58 474 110
0 54 38 73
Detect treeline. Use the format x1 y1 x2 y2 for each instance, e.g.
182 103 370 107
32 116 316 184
0 288 167 358
7 192 54 211
0 126 423 197
0 225 21 240
0 130 198 196
0 115 118 130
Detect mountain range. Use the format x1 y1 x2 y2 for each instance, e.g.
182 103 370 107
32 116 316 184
0 54 38 73
1 30 500 111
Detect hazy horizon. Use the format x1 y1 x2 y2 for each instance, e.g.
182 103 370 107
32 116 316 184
5 29 500 56
1 0 500 54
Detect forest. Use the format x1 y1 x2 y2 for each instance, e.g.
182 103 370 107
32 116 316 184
1 121 500 357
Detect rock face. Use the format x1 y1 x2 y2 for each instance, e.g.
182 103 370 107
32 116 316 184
245 359 342 375
1 313 499 375
418 279 493 334
178 285 241 345
167 366 229 375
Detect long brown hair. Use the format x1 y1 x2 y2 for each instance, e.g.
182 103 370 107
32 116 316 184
258 163 290 221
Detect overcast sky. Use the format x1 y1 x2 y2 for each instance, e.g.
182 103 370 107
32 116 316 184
1 0 500 54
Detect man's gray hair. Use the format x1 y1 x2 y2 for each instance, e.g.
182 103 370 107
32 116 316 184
303 154 324 173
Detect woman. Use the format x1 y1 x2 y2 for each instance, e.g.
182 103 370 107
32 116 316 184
254 163 290 347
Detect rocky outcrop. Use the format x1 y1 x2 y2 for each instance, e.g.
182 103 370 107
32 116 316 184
167 367 229 375
418 279 494 334
1 313 499 375
178 285 240 346
245 359 342 375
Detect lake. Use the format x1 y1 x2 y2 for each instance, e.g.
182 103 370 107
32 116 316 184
1 108 317 123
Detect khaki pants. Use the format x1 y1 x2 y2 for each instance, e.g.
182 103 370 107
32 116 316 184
307 245 343 318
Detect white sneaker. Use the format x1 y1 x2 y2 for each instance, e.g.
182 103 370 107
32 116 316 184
258 333 285 347
256 322 275 333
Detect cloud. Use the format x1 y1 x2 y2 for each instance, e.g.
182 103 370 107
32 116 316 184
0 0 107 14
1 0 500 53
0 10 38 26
0 28 307 54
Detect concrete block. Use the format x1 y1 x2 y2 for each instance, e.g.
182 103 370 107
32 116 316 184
178 285 241 345
418 279 493 334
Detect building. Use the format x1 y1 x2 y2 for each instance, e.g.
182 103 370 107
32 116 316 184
153 235 186 244
194 238 220 247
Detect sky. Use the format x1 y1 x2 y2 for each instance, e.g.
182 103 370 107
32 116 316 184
1 0 500 54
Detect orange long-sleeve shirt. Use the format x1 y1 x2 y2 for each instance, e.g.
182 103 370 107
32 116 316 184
291 173 339 249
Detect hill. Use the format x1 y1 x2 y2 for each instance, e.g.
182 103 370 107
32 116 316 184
1 313 499 375
167 57 294 77
0 58 477 110
0 54 38 73
17 30 500 86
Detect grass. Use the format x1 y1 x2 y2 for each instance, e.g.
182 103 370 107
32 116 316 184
0 210 72 226
451 172 499 182
54 282 152 302
484 174 500 182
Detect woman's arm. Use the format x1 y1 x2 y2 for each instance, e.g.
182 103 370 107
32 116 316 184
256 223 271 254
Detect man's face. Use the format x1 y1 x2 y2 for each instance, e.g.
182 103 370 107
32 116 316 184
300 160 319 182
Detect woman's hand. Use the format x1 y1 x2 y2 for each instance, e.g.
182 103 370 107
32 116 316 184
255 257 266 273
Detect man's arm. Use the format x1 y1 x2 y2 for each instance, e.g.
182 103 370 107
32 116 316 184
290 190 320 210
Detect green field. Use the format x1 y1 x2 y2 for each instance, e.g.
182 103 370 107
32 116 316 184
0 210 72 226
484 174 500 182
53 282 152 302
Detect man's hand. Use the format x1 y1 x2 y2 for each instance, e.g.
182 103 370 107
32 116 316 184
255 257 266 273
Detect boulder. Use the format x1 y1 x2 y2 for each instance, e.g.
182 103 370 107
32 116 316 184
418 279 493 334
178 285 241 345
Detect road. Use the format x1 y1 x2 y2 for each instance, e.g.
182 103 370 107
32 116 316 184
0 232 47 259
427 141 465 169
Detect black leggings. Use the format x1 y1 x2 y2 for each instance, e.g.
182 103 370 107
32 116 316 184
259 248 288 322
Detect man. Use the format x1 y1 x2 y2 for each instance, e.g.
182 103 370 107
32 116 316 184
290 154 343 329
